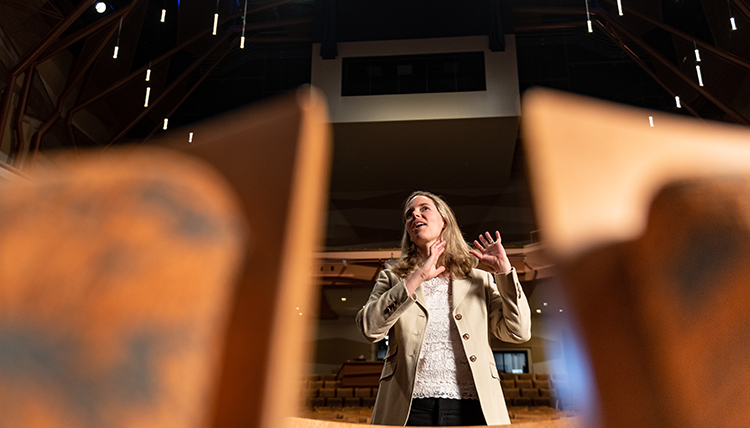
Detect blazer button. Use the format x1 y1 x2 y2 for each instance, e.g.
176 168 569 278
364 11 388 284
469 355 477 362
462 333 470 340
455 314 462 320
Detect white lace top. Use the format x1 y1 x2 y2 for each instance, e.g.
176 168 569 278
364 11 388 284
412 276 478 400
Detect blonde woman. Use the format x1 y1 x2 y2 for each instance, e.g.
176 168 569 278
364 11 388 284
356 191 531 426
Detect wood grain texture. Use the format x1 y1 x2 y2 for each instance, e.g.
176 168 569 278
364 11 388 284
523 89 750 428
0 147 246 428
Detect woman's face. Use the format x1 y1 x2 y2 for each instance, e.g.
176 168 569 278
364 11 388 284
405 195 445 251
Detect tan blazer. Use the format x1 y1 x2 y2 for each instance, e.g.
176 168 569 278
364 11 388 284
356 267 532 426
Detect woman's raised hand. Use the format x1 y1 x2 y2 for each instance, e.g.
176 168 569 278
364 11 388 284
470 231 512 274
404 239 446 295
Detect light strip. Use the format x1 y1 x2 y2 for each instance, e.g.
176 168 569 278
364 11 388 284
731 17 737 30
113 45 119 59
675 96 682 108
189 132 194 143
240 36 245 49
213 13 219 35
163 118 169 130
617 0 623 16
144 87 151 107
694 48 701 62
649 116 654 127
585 0 593 33
145 68 151 82
161 9 166 22
696 65 704 86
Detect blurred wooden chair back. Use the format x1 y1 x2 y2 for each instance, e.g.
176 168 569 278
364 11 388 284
178 86 331 428
522 88 750 428
0 86 331 428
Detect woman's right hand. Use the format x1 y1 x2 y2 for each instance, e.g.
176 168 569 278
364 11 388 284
404 239 446 296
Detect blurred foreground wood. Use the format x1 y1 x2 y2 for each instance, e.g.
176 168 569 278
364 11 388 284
0 87 332 428
522 88 750 428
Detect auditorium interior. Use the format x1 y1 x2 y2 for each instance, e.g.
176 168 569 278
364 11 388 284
3 0 750 427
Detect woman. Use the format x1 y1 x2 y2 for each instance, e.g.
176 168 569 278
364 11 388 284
356 191 532 426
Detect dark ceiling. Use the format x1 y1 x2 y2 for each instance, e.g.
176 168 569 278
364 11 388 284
2 0 750 252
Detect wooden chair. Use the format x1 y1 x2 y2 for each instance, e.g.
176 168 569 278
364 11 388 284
523 88 750 428
0 86 332 428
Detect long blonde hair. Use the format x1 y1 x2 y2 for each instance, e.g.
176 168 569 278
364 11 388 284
387 191 477 279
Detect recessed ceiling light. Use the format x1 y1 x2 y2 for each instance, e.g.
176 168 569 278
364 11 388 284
95 2 106 13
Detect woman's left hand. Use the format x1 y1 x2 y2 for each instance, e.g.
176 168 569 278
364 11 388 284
469 230 512 274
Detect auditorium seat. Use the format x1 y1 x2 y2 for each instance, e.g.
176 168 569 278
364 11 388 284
500 379 516 389
319 388 336 398
533 380 551 389
309 397 326 408
517 373 534 380
343 397 362 407
324 380 340 389
502 387 521 407
0 88 332 428
326 397 343 407
308 380 324 390
354 387 372 398
321 374 337 381
336 388 354 398
500 373 516 381
515 379 533 389
523 88 750 427
521 388 540 399
362 397 377 407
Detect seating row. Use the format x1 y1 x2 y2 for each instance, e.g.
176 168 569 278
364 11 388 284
306 396 377 408
502 386 569 408
306 380 341 390
499 372 567 381
306 374 337 382
500 379 567 390
305 387 378 399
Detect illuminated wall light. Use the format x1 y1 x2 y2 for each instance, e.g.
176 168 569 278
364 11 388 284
696 65 704 86
584 0 593 33
617 0 623 16
341 297 347 301
113 18 122 59
160 9 166 22
675 96 682 108
559 309 564 313
163 118 169 130
649 116 654 127
731 17 737 30
536 309 542 314
240 0 248 49
144 87 151 107
694 48 701 62
145 68 151 82
212 13 219 35
188 132 194 143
